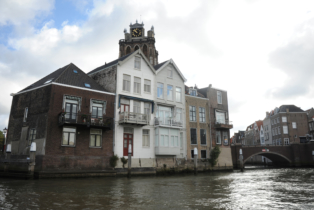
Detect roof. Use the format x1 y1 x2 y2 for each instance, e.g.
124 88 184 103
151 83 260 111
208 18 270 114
20 63 106 93
255 120 263 130
87 52 135 75
278 105 304 113
185 85 206 98
153 60 168 70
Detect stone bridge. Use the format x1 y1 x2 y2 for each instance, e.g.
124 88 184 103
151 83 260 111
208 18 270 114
231 143 314 169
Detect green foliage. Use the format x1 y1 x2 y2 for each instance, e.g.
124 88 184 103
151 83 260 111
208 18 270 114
109 155 119 168
209 146 221 167
0 131 4 138
120 157 128 168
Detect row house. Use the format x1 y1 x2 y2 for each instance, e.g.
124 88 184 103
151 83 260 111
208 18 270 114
244 120 263 145
269 105 308 145
263 112 272 144
306 108 314 138
6 63 115 172
233 130 245 144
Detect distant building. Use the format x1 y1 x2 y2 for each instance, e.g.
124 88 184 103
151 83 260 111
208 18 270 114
233 130 245 144
306 108 314 139
263 112 272 144
244 120 263 145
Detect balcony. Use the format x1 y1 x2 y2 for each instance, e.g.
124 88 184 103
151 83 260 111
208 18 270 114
154 117 183 127
58 113 112 129
215 120 233 129
155 146 180 156
119 112 149 126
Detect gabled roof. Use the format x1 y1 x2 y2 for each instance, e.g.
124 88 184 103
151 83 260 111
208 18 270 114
278 105 304 113
20 63 106 93
154 59 187 82
87 52 135 75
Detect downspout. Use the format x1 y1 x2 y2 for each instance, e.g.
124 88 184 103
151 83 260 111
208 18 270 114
113 65 118 154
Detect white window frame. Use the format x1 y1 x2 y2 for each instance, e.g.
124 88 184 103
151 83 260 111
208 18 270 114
167 85 173 101
123 74 131 92
142 129 150 147
199 107 205 122
167 69 173 78
90 129 102 148
23 107 28 122
134 77 141 94
176 87 182 102
62 127 76 147
217 91 222 104
134 56 141 70
144 79 151 93
278 127 281 134
190 89 197 96
157 83 164 99
282 116 287 122
189 106 196 122
133 101 141 113
29 128 36 141
223 131 228 145
283 125 288 134
284 138 289 145
292 122 297 129
216 131 221 144
216 111 225 124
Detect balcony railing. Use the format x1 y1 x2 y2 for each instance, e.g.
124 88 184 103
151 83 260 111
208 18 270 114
215 120 233 129
119 112 148 125
58 113 112 129
154 117 183 127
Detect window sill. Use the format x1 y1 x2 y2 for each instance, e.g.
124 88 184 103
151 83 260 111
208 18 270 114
61 145 76 147
190 144 198 145
134 68 141 71
122 90 131 93
142 146 150 148
144 92 151 94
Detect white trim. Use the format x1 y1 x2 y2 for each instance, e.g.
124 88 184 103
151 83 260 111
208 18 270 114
11 83 116 96
211 87 227 92
155 59 187 82
185 94 209 101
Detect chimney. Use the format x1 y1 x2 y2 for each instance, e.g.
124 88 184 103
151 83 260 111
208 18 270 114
286 108 289 113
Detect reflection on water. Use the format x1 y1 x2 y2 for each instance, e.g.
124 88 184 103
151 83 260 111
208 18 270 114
1 168 314 209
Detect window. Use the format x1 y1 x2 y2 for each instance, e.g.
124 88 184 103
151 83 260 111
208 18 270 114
217 91 222 104
133 101 141 113
167 85 173 100
282 116 287 122
284 138 289 145
167 69 173 78
201 150 206 159
283 126 288 134
90 129 102 147
134 56 141 69
85 83 91 88
272 129 274 136
190 89 197 96
199 107 205 122
277 117 280 123
23 107 28 122
180 132 183 148
223 131 228 145
134 77 141 94
155 128 159 146
123 74 131 92
142 130 150 147
310 123 313 131
160 128 169 146
176 108 182 123
278 127 281 134
275 128 277 135
157 83 164 99
216 131 221 144
62 127 76 146
170 129 179 147
92 105 103 118
292 122 297 129
176 87 182 102
271 120 273 125
73 70 78 73
190 128 197 144
29 128 36 141
189 106 196 121
216 112 225 124
144 103 150 117
200 129 206 145
191 150 195 159
144 79 151 93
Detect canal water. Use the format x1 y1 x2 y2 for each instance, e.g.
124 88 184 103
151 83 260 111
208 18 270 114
1 168 314 209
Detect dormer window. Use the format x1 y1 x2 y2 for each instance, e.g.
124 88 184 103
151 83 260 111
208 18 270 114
134 56 141 69
73 70 78 73
190 89 197 96
85 83 91 88
44 78 53 84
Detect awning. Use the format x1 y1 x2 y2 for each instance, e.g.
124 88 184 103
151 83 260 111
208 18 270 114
119 94 154 113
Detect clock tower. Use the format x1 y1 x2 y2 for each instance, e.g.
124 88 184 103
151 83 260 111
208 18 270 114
119 20 159 65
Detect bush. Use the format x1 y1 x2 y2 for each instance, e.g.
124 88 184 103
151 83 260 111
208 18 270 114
209 146 221 167
110 155 119 168
120 157 128 168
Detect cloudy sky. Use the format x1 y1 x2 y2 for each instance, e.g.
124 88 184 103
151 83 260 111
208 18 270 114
1 0 314 135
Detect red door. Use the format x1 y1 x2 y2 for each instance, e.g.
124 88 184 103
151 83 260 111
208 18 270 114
123 133 133 156
121 104 129 112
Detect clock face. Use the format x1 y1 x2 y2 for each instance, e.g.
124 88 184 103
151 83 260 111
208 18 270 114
131 28 142 37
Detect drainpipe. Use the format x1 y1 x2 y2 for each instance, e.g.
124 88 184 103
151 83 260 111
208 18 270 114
208 98 212 152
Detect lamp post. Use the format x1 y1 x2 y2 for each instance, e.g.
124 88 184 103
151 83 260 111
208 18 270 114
128 143 132 178
3 127 7 153
194 147 198 175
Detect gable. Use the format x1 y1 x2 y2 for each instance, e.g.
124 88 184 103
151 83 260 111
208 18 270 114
155 59 187 82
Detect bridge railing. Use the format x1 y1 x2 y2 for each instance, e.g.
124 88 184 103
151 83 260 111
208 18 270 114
240 144 290 147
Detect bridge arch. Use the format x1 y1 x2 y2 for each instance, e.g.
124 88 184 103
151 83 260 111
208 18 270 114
244 151 291 165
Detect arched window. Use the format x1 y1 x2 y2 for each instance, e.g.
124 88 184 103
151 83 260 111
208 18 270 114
126 46 131 55
143 45 148 58
134 45 139 51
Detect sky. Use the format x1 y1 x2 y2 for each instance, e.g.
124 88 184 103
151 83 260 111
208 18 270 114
1 0 314 136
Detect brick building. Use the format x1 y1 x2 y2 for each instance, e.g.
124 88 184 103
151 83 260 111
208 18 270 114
6 63 115 173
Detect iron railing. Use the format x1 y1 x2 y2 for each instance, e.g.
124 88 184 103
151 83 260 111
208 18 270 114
58 113 112 128
154 117 183 127
119 112 149 125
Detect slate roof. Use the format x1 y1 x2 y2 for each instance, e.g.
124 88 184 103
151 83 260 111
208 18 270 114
87 52 135 75
20 63 106 93
153 60 169 71
278 105 304 113
185 85 206 98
